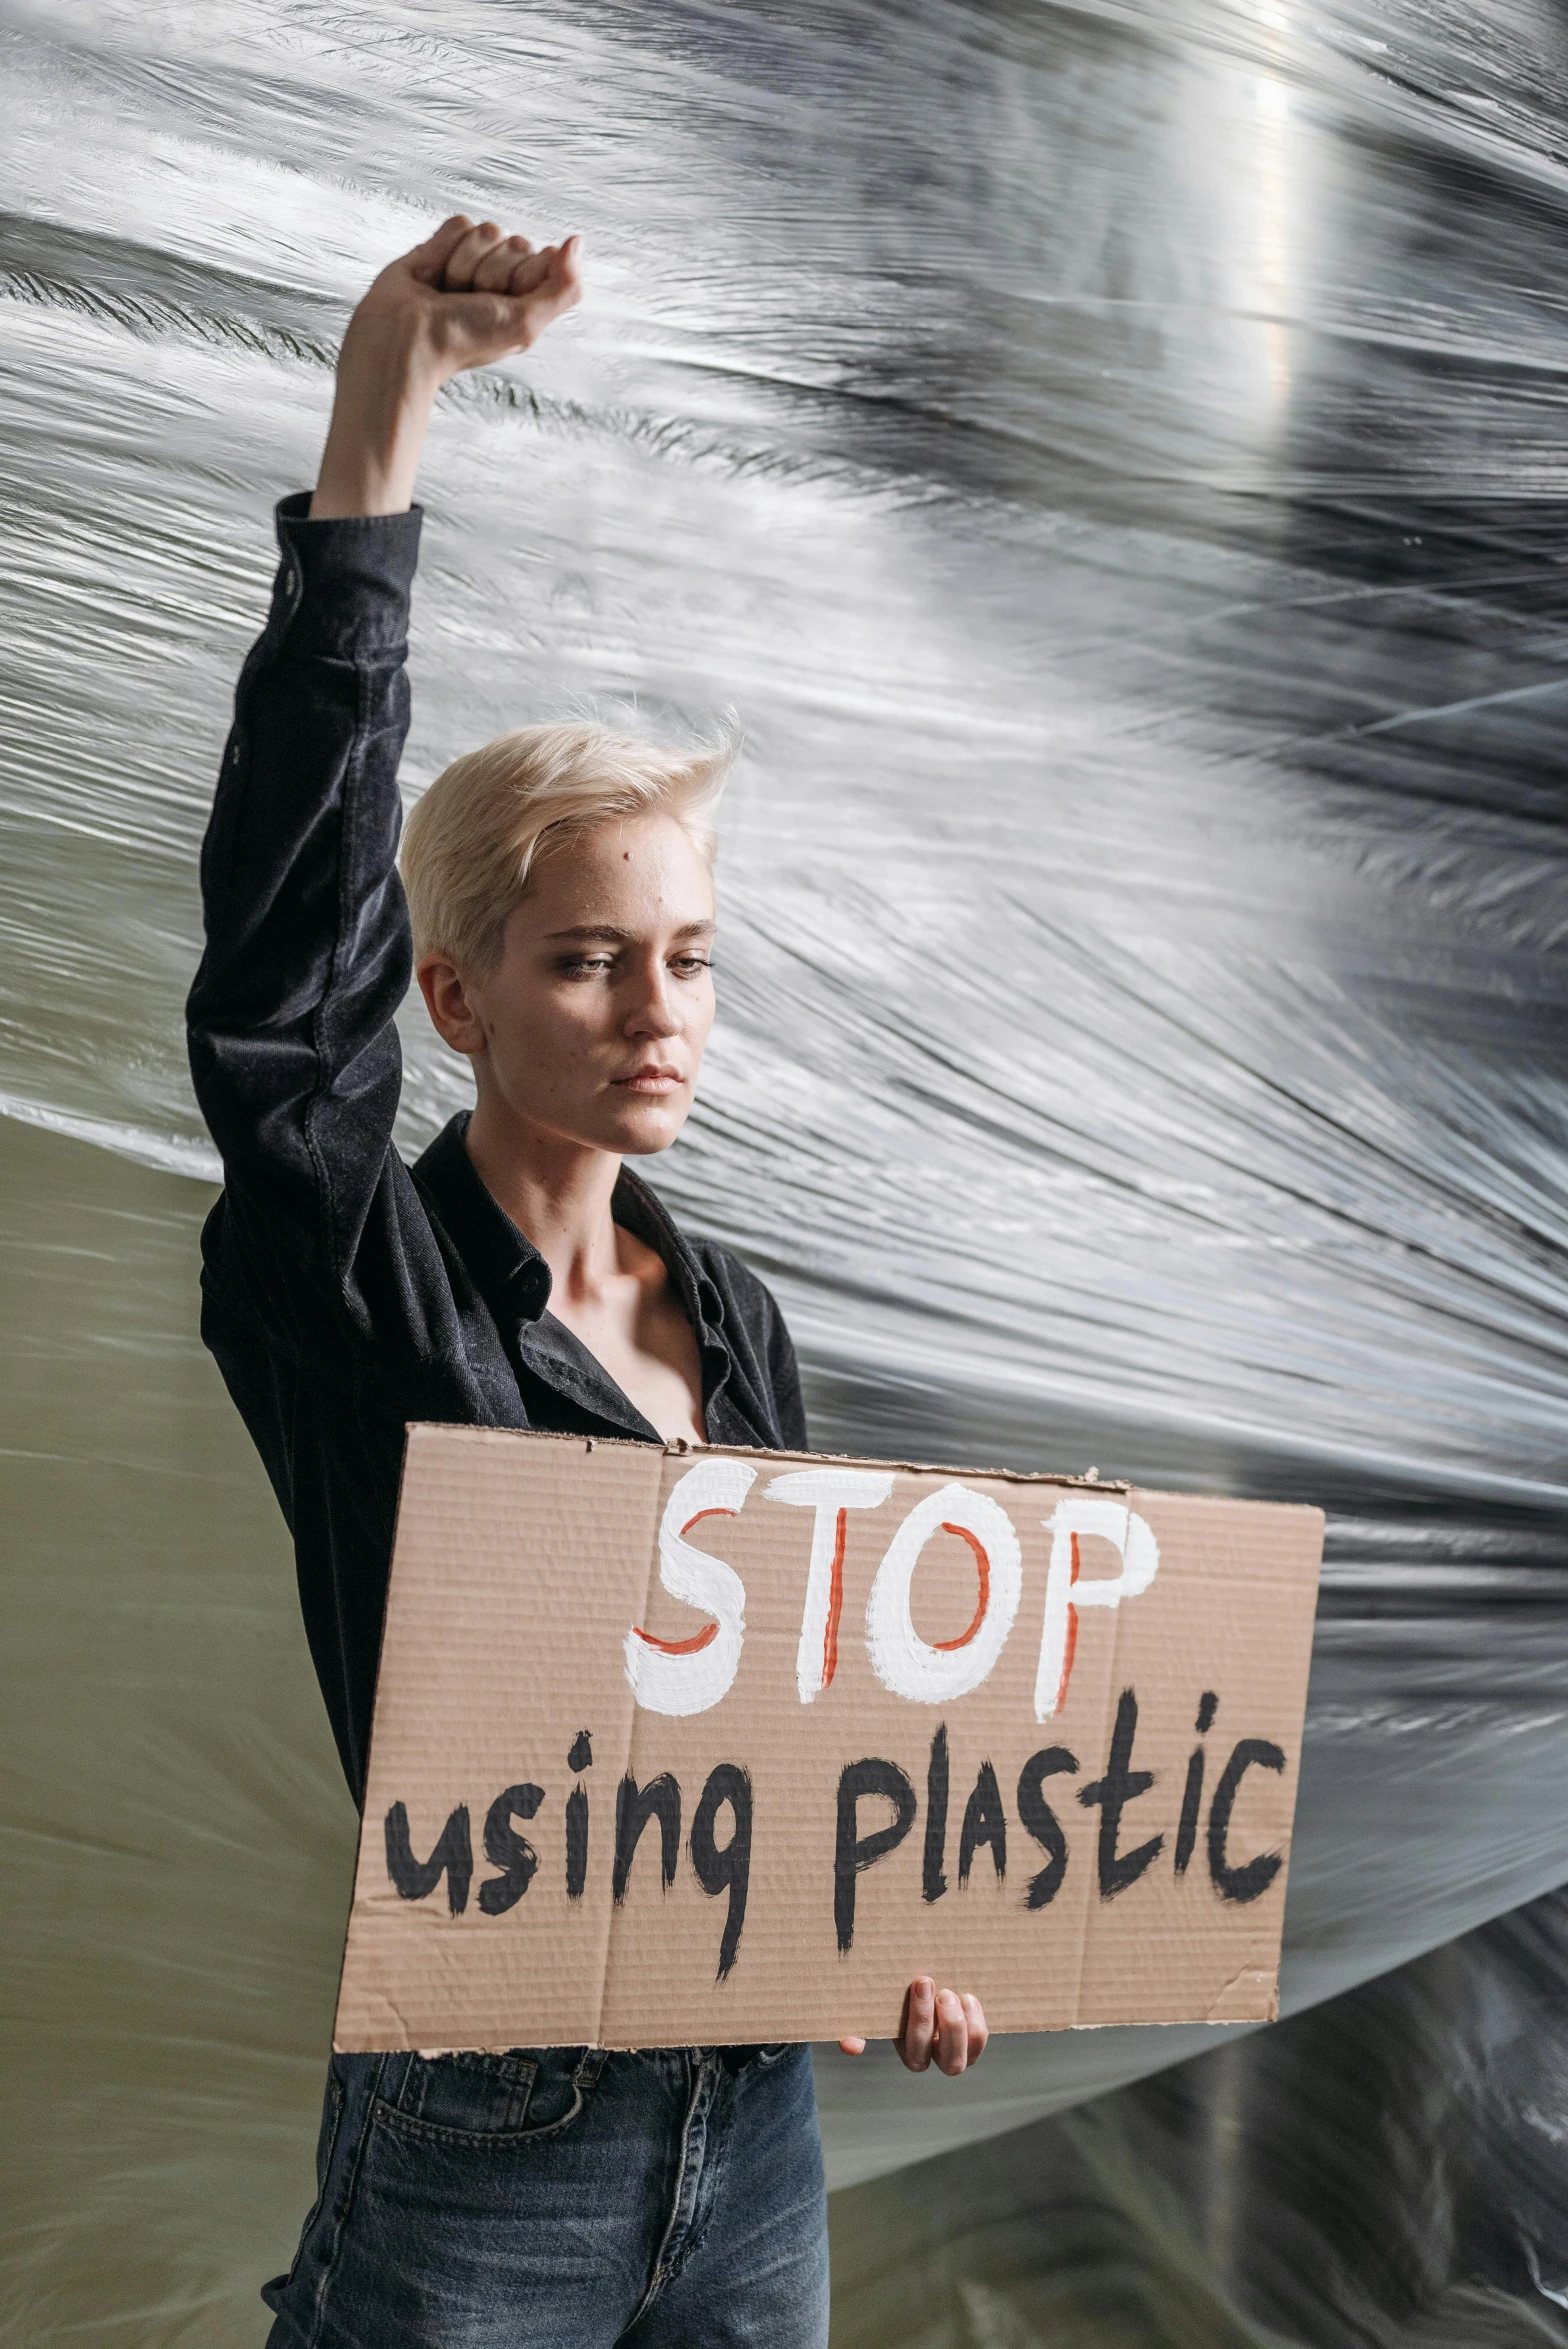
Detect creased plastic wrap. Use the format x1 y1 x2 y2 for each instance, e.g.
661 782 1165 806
1 0 1566 2341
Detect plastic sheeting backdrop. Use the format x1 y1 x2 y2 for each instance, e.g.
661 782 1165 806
2 0 1566 2341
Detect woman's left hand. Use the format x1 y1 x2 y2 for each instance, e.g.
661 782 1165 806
838 1977 989 2075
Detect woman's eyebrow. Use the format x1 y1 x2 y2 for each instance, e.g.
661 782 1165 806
545 920 716 943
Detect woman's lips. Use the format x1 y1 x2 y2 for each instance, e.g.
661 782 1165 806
614 1066 684 1094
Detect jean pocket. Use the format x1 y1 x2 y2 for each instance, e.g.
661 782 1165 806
371 2048 595 2150
756 2044 796 2067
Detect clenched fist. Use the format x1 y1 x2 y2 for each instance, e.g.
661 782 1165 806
311 215 582 519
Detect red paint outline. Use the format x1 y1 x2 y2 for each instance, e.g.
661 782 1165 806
820 1508 849 1691
1052 1530 1083 1713
932 1521 992 1652
632 1507 735 1656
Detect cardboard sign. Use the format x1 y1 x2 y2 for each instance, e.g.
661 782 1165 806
334 1427 1323 2051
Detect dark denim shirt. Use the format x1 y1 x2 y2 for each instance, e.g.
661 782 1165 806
187 495 806 1805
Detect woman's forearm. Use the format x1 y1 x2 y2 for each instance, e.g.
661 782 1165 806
310 319 440 519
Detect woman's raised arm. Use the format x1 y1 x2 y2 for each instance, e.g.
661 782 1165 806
188 219 579 1336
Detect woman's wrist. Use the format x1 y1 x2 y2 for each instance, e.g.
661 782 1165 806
309 319 443 519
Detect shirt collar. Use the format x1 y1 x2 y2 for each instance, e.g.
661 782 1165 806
413 1112 553 1322
411 1113 733 1417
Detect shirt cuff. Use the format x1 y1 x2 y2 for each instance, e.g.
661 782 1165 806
268 490 425 658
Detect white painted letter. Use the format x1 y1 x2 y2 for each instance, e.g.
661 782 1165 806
624 1458 758 1717
865 1483 1023 1704
1033 1496 1160 1721
765 1467 896 1702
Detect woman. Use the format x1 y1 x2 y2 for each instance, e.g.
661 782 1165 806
188 215 987 2348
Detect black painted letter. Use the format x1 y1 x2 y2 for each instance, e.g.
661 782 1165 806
1207 1738 1285 1904
923 1725 949 1903
1016 1746 1078 1910
834 1758 917 1952
1175 1751 1204 1877
958 1761 1007 1886
478 1782 543 1916
1175 1693 1218 1877
690 1763 753 1980
613 1772 681 1903
1078 1689 1164 1899
566 1732 592 1901
385 1802 472 1915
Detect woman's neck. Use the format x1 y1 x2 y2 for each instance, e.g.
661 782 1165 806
463 1096 624 1304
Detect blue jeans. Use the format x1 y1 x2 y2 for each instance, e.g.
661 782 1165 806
262 2043 828 2347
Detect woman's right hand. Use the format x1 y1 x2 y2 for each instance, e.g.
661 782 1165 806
312 216 582 519
351 216 582 394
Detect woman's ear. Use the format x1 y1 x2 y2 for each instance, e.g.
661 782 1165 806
416 952 488 1058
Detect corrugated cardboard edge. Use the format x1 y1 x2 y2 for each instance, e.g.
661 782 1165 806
330 1421 425 2054
400 1420 1135 1492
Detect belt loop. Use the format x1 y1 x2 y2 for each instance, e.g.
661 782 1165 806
380 2050 414 2112
573 2046 609 2090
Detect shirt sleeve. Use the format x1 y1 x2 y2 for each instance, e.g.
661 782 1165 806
186 492 426 1338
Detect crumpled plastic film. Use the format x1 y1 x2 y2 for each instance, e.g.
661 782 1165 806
832 1881 1568 2346
1 0 1566 2340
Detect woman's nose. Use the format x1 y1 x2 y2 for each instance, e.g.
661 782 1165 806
625 974 681 1038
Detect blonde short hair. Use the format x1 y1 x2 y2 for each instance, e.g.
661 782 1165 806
401 721 733 969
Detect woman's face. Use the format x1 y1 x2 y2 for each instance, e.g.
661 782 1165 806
417 810 717 1157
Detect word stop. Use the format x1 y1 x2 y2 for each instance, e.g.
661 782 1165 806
622 1459 1160 1723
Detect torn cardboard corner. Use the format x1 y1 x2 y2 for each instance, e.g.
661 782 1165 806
334 1427 1324 2053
